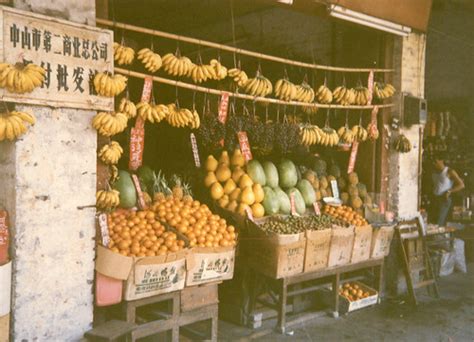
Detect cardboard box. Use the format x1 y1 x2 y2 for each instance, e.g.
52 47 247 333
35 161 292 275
328 226 354 267
351 225 373 264
186 247 235 286
180 282 219 312
95 245 187 301
304 229 331 272
0 262 11 316
339 281 378 313
370 225 395 259
0 314 9 342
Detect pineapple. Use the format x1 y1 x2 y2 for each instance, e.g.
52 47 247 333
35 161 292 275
170 174 184 200
182 182 193 202
152 171 171 202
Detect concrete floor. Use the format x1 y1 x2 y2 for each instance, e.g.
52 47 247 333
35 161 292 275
217 265 474 341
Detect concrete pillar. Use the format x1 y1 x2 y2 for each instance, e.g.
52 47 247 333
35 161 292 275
0 1 97 340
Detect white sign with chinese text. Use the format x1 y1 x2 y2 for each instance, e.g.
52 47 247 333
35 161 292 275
0 6 114 110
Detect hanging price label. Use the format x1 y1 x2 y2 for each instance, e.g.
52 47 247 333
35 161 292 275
245 207 255 222
330 179 340 199
313 202 321 216
98 213 110 248
290 192 297 216
141 77 153 103
0 210 10 264
380 200 386 215
129 124 145 171
347 141 359 174
367 70 374 105
190 133 201 168
237 131 253 161
218 92 230 124
371 105 379 123
131 174 147 210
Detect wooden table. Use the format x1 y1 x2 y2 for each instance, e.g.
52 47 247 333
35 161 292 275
248 258 384 334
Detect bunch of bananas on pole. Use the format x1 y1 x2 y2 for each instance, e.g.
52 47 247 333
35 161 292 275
337 125 356 144
0 110 36 141
351 124 368 142
302 103 319 115
98 141 123 165
333 86 356 105
113 42 135 65
0 62 45 93
300 124 323 146
394 134 411 153
367 121 380 141
96 189 120 210
274 79 297 101
189 63 218 83
228 68 249 87
295 82 315 103
92 112 128 137
94 73 127 97
166 103 200 128
162 53 194 77
320 127 340 146
353 86 370 106
137 48 162 72
209 59 228 80
118 98 137 119
136 102 169 123
110 165 119 183
244 73 273 97
374 82 396 99
316 84 333 104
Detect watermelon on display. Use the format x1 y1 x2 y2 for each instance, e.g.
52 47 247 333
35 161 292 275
246 160 266 186
274 187 291 215
285 188 306 215
262 186 280 215
278 159 298 189
262 161 279 188
296 179 316 206
113 170 137 208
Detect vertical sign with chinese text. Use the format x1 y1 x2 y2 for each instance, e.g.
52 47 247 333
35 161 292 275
237 131 252 161
0 6 113 110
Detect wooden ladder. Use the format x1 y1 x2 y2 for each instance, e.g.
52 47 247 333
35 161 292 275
397 220 439 305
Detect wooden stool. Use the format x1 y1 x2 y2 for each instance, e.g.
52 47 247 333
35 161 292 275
84 319 137 341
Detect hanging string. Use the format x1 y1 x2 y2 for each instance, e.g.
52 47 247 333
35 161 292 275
230 0 237 68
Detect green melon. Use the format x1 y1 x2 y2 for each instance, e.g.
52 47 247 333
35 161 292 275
296 179 316 206
247 160 266 186
113 170 137 208
286 188 306 215
262 186 280 215
278 159 298 189
274 187 291 215
262 161 279 188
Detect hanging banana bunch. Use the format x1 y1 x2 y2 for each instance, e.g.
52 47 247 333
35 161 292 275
274 78 297 101
137 48 162 72
136 101 169 124
353 86 371 106
113 42 135 65
351 124 368 142
166 103 200 128
302 103 319 115
0 110 36 141
162 52 194 77
294 81 315 103
189 63 217 83
374 82 396 99
300 124 322 146
244 71 273 97
96 189 120 210
0 62 46 94
94 72 127 97
394 134 412 153
209 59 228 80
316 78 333 104
228 68 249 87
92 112 128 137
118 97 137 119
333 85 356 106
98 141 123 165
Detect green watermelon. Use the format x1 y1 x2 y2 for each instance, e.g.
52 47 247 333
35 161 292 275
262 161 279 188
278 159 298 189
274 187 291 215
137 165 154 191
247 160 266 186
286 188 306 215
113 170 137 208
296 179 316 206
262 187 279 215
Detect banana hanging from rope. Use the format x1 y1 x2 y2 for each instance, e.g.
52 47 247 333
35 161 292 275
0 110 36 141
92 112 128 137
0 62 46 94
113 42 135 65
137 48 162 72
93 72 127 97
118 98 137 119
228 68 249 87
96 189 120 210
98 141 123 165
162 53 194 77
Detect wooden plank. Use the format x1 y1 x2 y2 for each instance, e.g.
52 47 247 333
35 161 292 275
84 320 136 341
181 283 219 312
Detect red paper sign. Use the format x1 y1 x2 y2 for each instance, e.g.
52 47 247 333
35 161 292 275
367 71 374 105
313 202 321 216
347 141 359 174
129 124 145 171
131 174 147 210
380 200 386 215
218 92 230 124
237 131 253 161
141 77 153 103
371 105 379 122
190 133 201 168
0 210 10 264
245 207 255 222
98 213 110 248
290 192 297 215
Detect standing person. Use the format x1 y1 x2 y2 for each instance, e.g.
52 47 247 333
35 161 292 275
431 153 465 226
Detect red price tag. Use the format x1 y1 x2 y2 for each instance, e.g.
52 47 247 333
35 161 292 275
218 92 230 124
98 213 110 248
290 192 297 215
347 141 359 174
313 202 321 216
367 71 374 105
129 124 145 171
131 174 147 210
190 133 201 168
141 77 153 103
0 210 10 264
245 207 255 222
380 200 386 215
237 131 253 161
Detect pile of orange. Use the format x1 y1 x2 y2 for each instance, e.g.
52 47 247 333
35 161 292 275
339 282 372 301
323 205 368 227
107 209 186 257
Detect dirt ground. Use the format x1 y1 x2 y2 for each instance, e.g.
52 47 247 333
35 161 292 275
217 264 474 341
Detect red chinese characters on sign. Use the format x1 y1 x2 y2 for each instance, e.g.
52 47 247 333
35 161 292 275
190 133 201 168
313 202 321 216
129 120 145 171
98 213 110 248
0 210 10 264
218 92 230 124
368 106 379 137
367 70 374 105
131 174 147 210
141 77 153 103
237 131 253 161
347 141 359 174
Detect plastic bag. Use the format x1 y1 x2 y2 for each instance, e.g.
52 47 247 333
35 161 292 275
454 238 467 273
439 250 455 277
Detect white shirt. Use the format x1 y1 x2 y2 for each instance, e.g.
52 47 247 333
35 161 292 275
432 166 453 196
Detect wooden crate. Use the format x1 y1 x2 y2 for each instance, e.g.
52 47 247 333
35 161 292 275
181 283 219 312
